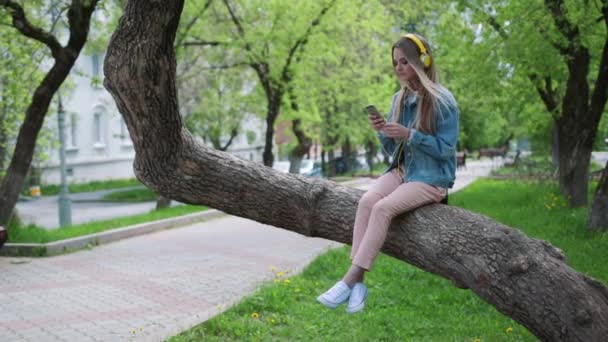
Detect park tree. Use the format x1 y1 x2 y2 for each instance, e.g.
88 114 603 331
286 0 395 175
449 0 608 215
0 26 45 175
104 1 608 340
0 0 100 235
181 0 338 167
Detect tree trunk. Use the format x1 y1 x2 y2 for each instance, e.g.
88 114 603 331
262 99 280 167
556 115 595 207
588 160 608 230
156 195 171 210
289 119 312 174
0 1 99 227
365 139 377 175
103 1 608 340
327 149 336 177
551 122 559 168
0 225 6 249
342 140 352 173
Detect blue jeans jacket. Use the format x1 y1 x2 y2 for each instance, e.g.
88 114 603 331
378 88 459 188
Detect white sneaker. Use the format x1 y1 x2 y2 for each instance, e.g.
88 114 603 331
317 281 351 309
346 282 368 314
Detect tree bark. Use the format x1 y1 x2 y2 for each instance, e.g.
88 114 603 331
0 0 99 227
588 160 608 230
289 119 312 174
156 195 171 210
103 1 608 340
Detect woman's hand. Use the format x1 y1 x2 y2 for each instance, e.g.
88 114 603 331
368 113 386 132
382 123 410 140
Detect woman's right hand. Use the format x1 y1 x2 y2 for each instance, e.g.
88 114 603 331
369 113 386 132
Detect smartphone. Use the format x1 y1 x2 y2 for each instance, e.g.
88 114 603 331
364 105 380 117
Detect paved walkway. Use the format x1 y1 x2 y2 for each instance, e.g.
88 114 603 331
1 159 501 342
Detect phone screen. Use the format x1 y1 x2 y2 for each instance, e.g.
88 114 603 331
365 105 380 117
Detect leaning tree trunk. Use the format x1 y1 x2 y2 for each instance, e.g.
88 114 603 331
588 160 608 230
104 1 608 340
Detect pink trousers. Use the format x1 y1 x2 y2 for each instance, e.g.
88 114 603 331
350 168 447 270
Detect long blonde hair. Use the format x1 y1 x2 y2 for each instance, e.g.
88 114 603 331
391 34 454 134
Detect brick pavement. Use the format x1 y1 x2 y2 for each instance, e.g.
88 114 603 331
0 217 340 341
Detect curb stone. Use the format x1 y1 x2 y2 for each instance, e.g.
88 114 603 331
0 209 225 257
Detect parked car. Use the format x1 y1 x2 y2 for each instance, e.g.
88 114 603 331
272 161 290 173
300 160 322 177
272 160 322 177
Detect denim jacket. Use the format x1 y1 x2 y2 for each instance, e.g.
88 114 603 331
378 87 459 188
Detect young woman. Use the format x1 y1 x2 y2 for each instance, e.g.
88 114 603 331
317 33 459 314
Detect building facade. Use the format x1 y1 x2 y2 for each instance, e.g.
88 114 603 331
40 53 267 184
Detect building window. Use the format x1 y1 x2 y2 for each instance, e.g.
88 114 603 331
93 111 104 146
92 54 100 77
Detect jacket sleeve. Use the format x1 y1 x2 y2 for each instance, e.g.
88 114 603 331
377 93 400 155
408 102 459 161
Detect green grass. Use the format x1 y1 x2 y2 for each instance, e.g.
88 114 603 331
102 187 157 202
8 205 208 244
36 178 142 196
169 178 607 342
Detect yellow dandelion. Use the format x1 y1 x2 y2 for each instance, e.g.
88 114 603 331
131 330 137 334
269 318 276 324
473 339 481 342
270 266 277 271
251 312 259 319
544 204 551 209
285 270 290 274
506 327 513 333
276 272 284 278
274 279 281 283
284 279 291 284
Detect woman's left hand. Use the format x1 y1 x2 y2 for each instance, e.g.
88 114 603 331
382 123 410 140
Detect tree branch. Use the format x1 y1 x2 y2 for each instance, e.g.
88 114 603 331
589 22 608 121
530 74 560 117
544 0 582 58
280 0 336 86
0 0 62 58
175 0 214 48
183 39 229 47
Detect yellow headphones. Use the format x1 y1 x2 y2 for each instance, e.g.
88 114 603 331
404 33 431 68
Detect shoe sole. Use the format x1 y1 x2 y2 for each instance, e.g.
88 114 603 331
346 290 368 314
317 295 344 309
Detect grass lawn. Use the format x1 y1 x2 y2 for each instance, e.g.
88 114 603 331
102 187 157 202
8 204 208 244
36 178 142 196
169 178 607 341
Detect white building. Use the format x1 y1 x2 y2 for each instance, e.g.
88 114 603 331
40 53 267 184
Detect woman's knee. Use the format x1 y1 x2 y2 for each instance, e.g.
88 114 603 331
358 191 382 211
369 201 394 219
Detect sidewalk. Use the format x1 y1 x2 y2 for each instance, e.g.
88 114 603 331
1 159 501 341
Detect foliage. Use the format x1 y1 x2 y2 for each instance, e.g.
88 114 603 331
0 8 47 176
37 177 141 196
102 187 157 202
